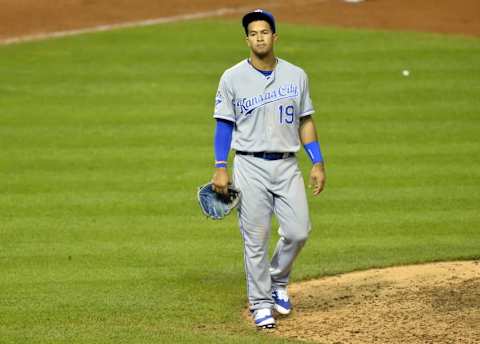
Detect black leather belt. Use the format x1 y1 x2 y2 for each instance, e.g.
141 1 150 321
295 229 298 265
236 151 295 160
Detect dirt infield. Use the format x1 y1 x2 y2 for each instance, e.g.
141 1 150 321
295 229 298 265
271 261 480 344
1 0 480 42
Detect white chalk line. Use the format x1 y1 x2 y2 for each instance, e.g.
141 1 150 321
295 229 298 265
0 0 335 46
0 6 250 46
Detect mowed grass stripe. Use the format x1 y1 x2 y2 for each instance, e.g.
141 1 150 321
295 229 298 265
1 20 479 343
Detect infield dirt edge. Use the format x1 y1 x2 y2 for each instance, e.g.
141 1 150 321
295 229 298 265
243 260 480 343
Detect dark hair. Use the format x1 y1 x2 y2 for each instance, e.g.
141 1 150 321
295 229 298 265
242 10 276 36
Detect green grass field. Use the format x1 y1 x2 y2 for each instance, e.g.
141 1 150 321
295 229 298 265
1 20 479 343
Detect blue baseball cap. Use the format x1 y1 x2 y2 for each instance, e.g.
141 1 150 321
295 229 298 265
242 9 276 35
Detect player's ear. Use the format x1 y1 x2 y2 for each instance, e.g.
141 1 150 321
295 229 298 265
273 33 278 43
245 35 251 48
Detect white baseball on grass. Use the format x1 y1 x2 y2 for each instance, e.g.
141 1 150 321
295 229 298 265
402 70 410 76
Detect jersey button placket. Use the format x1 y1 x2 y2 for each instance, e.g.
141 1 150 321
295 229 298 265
267 69 277 144
263 80 274 145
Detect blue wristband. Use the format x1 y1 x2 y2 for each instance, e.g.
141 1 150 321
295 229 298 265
304 141 324 164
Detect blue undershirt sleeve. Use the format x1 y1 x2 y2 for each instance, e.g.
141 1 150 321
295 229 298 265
214 118 234 168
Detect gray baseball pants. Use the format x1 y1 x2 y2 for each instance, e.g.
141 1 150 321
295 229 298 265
233 154 311 311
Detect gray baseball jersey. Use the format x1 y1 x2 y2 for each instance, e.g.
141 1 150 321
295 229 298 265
213 58 314 151
213 57 314 312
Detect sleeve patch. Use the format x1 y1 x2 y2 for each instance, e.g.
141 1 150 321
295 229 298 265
215 90 223 108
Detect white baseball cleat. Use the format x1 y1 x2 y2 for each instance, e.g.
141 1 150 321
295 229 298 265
272 287 292 315
253 308 276 329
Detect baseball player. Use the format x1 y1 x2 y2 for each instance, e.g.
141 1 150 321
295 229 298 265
211 9 326 329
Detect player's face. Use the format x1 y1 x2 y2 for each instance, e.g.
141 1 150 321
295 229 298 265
246 20 277 58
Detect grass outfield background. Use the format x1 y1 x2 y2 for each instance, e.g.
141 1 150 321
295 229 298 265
1 20 479 343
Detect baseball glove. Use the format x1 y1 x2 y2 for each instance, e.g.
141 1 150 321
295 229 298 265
197 182 240 220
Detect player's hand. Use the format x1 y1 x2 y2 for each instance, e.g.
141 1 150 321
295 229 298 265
212 168 230 195
309 163 326 196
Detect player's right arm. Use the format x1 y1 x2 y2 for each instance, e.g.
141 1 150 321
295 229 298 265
211 73 236 194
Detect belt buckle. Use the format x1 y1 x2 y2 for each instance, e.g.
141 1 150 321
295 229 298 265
282 152 289 159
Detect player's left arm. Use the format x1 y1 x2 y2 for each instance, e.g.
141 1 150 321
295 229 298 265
299 115 326 196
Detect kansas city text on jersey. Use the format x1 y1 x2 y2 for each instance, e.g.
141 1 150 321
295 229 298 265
233 83 299 115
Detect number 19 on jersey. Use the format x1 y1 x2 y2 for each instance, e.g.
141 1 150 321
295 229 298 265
279 105 295 124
